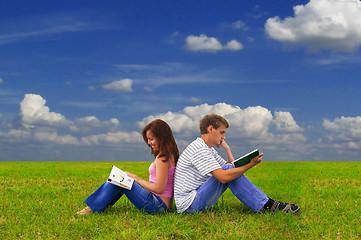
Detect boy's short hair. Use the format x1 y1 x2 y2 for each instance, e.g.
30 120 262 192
199 114 229 134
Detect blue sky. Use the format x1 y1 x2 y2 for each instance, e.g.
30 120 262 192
1 0 361 162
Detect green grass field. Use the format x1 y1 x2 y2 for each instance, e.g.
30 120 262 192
1 162 360 239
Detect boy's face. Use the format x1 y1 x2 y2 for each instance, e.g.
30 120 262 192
209 124 227 146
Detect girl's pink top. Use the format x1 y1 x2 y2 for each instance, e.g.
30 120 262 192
148 161 176 198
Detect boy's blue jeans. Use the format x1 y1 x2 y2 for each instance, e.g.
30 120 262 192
85 181 167 214
184 163 269 213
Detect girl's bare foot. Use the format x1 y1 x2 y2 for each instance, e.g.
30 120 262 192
77 206 92 215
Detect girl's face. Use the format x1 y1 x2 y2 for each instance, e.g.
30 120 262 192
146 130 160 151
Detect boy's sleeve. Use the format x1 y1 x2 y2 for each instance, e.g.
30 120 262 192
191 147 221 176
214 149 227 167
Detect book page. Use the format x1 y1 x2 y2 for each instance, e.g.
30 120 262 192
107 165 134 190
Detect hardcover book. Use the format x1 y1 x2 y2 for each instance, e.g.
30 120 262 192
233 149 259 167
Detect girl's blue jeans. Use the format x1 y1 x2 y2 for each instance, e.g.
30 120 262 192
84 181 167 214
184 163 269 213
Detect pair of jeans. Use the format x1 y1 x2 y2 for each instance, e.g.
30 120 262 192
184 163 269 213
84 181 167 214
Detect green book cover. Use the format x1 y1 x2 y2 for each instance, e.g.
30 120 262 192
233 149 259 167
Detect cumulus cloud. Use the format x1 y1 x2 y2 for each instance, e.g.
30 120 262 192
185 34 243 52
81 131 143 146
138 111 195 134
323 116 361 149
6 96 361 161
102 79 133 92
137 103 304 144
70 116 120 134
20 94 69 127
265 0 361 52
2 129 31 142
5 93 141 147
274 111 304 132
34 130 79 145
0 128 80 146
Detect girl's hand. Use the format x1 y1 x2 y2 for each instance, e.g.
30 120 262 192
126 172 140 182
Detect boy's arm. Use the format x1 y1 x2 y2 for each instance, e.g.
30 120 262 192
217 140 234 163
210 154 263 184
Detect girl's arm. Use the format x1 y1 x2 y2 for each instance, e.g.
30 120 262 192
126 156 169 194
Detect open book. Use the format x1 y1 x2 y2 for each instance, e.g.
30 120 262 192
107 165 134 190
233 149 259 167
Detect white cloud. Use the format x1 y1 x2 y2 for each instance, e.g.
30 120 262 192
137 103 241 135
20 94 69 127
185 34 243 52
70 116 120 134
137 103 304 143
114 62 236 88
247 37 255 42
138 111 195 134
61 100 109 109
76 116 119 127
4 94 142 147
5 96 360 161
323 116 361 134
0 78 3 84
81 131 142 146
3 129 31 141
18 94 120 131
0 10 105 46
137 103 309 162
189 97 201 103
323 116 361 149
88 86 96 91
274 111 304 132
34 130 79 145
232 20 248 31
0 23 92 45
144 87 153 92
102 79 133 92
265 0 361 52
0 128 80 146
225 40 244 51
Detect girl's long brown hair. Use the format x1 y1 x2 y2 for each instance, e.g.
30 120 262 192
142 119 179 165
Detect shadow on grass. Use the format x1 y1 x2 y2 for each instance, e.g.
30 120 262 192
94 199 258 217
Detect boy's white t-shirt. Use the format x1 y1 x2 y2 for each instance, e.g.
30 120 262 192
174 137 226 213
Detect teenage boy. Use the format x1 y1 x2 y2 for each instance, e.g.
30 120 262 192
174 114 300 214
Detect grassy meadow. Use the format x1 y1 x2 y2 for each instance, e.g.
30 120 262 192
0 161 360 239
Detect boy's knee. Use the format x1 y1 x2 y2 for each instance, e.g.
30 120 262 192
222 163 235 170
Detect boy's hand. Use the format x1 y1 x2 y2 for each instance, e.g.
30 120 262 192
250 153 263 166
217 140 230 150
